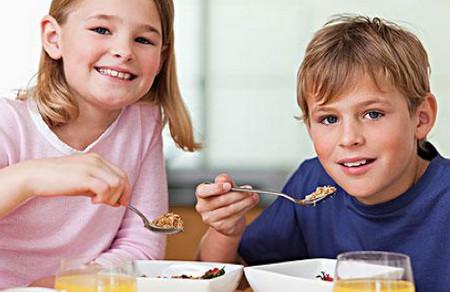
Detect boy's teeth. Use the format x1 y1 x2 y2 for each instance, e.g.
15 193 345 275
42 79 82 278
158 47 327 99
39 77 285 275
98 68 132 80
344 160 367 167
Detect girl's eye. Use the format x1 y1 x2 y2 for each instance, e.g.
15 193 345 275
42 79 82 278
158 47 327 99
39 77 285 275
91 27 111 35
135 37 152 45
320 115 338 125
364 111 384 120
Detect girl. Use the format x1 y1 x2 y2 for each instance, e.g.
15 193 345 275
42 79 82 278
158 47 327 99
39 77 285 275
0 0 200 288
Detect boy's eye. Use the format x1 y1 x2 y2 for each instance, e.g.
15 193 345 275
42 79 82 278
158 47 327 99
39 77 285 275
135 37 152 45
91 27 111 35
320 115 338 125
364 111 384 120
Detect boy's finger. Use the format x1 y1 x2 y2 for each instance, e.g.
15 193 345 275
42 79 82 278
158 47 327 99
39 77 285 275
214 173 234 185
204 193 258 222
199 190 256 212
196 182 231 198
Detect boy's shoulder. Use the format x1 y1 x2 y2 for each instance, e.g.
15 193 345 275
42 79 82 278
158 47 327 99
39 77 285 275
430 151 450 176
284 157 334 194
296 156 326 175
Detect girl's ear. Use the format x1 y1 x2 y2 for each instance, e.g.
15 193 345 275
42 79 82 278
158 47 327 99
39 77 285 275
157 45 169 75
41 15 63 60
415 93 437 140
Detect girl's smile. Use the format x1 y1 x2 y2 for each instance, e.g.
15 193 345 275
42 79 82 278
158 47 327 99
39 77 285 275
49 0 164 114
95 66 137 81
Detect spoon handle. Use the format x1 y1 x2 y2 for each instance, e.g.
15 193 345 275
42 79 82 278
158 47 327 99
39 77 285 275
231 186 298 204
127 204 151 226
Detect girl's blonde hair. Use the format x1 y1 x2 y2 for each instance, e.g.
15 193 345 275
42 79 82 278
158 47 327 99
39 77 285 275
297 15 430 125
19 0 200 152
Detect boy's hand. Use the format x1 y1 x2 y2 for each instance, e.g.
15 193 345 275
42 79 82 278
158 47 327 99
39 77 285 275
22 153 131 206
195 173 259 237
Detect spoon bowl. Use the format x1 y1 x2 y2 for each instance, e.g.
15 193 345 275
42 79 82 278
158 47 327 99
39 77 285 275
146 224 184 235
126 205 183 235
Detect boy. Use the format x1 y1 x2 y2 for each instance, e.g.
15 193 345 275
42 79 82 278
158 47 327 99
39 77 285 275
195 15 448 292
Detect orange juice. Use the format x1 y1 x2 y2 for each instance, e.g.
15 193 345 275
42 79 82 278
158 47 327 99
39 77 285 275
55 274 136 292
333 279 415 292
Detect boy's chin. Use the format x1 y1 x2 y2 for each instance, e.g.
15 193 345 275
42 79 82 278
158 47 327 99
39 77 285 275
338 184 376 201
345 188 390 205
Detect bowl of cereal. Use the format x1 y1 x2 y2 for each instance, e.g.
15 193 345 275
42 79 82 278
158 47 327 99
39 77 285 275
136 260 243 292
244 258 336 292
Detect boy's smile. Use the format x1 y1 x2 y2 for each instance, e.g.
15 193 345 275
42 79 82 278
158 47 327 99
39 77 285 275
307 75 430 205
337 157 376 176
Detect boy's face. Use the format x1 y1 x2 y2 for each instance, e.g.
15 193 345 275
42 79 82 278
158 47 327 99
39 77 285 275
306 76 427 205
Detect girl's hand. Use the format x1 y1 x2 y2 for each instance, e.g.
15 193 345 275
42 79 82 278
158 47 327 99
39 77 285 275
195 173 259 237
29 275 55 288
23 153 131 206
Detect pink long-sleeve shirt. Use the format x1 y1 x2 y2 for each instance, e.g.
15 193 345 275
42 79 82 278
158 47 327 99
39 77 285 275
0 98 168 288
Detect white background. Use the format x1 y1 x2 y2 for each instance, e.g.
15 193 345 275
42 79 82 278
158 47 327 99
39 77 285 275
1 1 449 175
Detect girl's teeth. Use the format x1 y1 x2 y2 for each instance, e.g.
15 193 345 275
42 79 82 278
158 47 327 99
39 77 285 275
344 160 367 167
98 68 132 80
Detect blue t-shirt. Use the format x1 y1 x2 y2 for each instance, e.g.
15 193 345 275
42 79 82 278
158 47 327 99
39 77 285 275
239 146 450 292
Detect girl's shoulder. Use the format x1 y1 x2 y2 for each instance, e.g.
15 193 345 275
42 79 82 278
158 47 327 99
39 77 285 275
0 97 29 124
122 101 161 123
115 102 163 139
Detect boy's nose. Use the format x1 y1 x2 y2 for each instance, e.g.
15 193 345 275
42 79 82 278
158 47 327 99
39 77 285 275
339 121 365 147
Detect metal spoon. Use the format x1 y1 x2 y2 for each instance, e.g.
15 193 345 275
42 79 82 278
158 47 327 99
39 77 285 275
126 205 183 235
231 185 337 206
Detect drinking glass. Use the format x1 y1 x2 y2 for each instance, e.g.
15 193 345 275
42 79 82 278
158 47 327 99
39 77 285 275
54 256 136 292
333 251 415 292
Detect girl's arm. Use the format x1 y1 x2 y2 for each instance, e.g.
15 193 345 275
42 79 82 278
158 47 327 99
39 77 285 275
0 163 33 218
0 154 132 219
93 126 168 264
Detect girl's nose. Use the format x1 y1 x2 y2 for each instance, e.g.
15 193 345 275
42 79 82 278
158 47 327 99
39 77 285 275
339 120 365 147
110 39 134 62
111 49 133 62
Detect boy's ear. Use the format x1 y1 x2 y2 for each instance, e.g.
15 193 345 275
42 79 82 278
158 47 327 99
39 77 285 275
415 93 437 140
41 15 63 60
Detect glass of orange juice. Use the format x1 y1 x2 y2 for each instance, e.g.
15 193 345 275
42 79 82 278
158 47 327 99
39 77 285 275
54 256 136 292
333 251 415 292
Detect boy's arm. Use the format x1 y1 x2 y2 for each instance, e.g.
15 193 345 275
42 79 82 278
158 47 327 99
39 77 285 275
197 227 243 263
197 227 250 290
195 177 259 263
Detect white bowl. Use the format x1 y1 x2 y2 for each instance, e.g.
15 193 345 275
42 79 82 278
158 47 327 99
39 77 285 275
135 260 243 292
244 258 336 292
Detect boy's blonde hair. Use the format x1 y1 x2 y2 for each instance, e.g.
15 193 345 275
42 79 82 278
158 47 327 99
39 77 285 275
297 15 430 125
20 0 200 151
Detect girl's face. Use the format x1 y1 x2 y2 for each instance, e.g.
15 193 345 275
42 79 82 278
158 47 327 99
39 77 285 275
306 76 428 205
54 0 163 113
